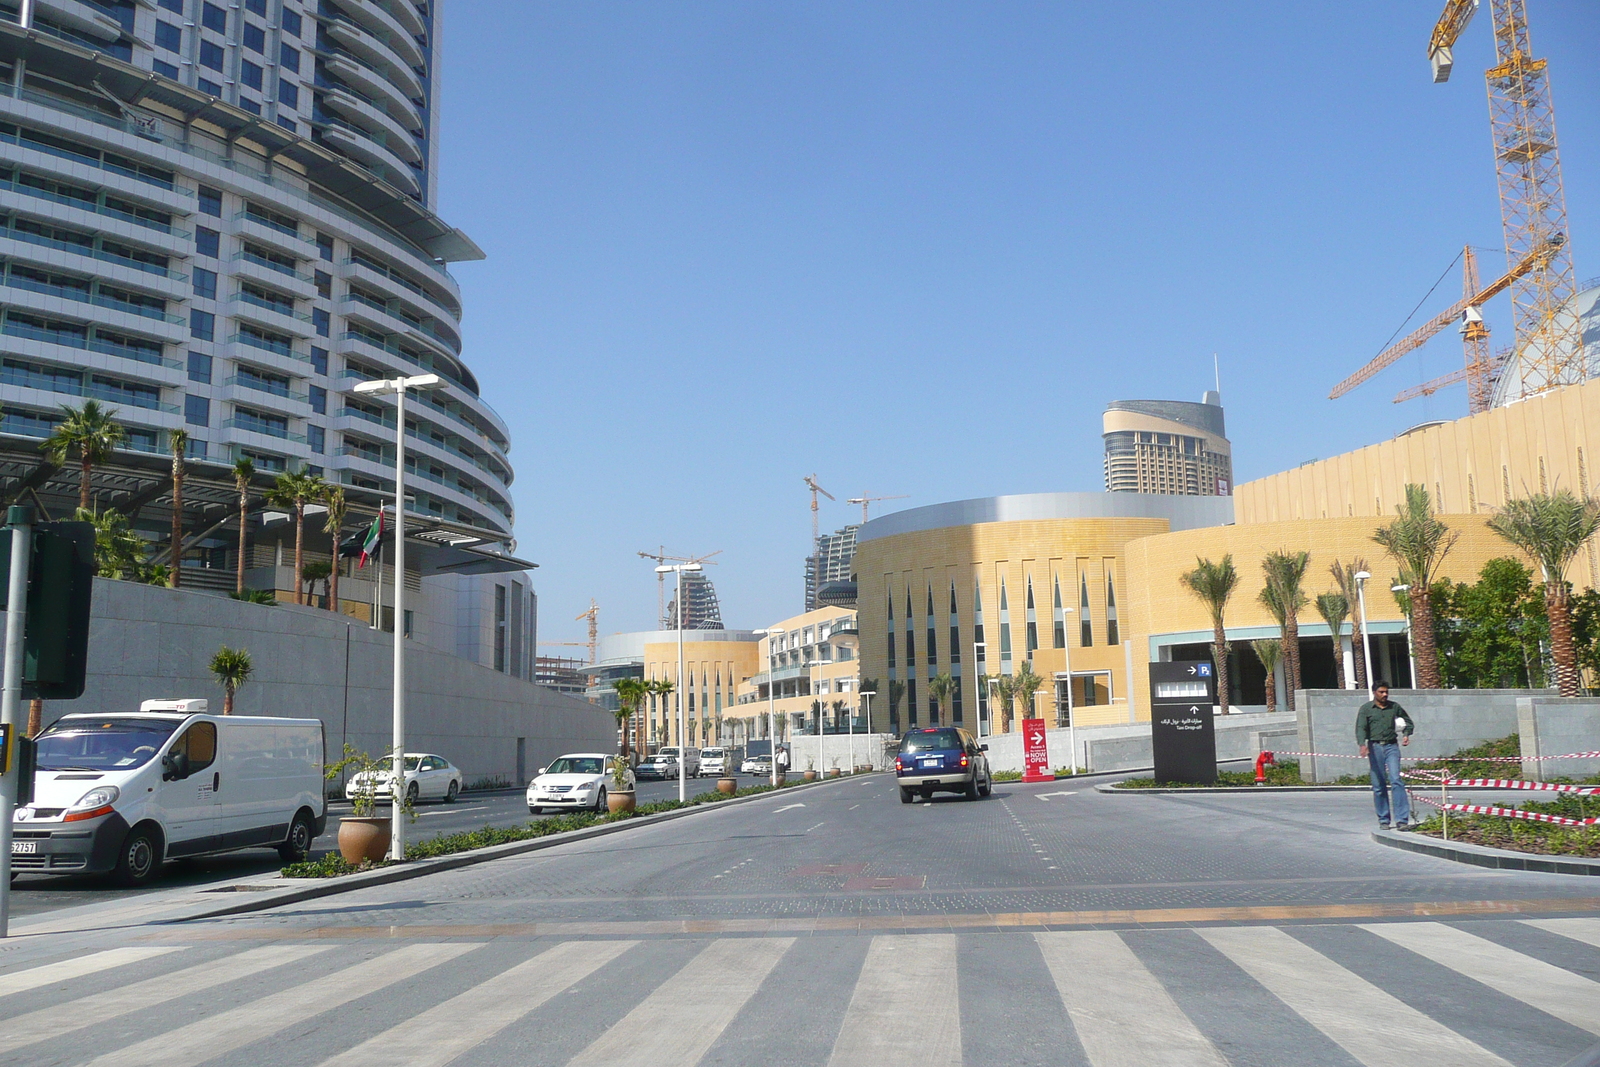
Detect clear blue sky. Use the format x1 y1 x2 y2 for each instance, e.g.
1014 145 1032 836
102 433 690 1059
433 1 1600 645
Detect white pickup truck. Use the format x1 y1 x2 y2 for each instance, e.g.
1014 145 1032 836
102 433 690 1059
11 699 326 885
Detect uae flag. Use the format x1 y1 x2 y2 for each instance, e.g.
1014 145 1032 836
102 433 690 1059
357 507 385 568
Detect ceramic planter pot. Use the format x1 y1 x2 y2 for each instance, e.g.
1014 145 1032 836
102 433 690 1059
825 768 842 778
337 816 391 865
608 790 637 814
803 770 818 781
716 777 738 795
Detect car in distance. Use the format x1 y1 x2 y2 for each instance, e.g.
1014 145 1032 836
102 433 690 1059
346 752 463 805
701 747 730 776
741 752 772 776
894 727 991 803
655 746 700 777
528 753 633 814
633 756 668 781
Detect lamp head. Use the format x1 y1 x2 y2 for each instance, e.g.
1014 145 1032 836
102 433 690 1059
654 565 672 574
351 379 392 395
1354 571 1371 582
1391 583 1410 593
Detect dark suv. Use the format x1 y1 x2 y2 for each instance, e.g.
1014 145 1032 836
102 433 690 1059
895 727 992 803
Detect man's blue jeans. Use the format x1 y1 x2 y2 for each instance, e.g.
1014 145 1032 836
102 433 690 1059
1368 741 1411 826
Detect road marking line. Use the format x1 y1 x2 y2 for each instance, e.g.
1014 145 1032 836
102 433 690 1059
315 940 636 1067
1200 926 1512 1067
82 942 479 1067
848 804 859 810
0 946 177 1000
1363 921 1600 1035
805 822 826 833
1523 917 1600 950
773 803 806 813
829 935 960 1067
2 945 331 1051
1035 791 1078 800
1037 930 1227 1066
567 937 793 1067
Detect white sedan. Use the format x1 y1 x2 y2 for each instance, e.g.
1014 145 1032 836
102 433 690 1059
346 753 463 805
528 753 633 814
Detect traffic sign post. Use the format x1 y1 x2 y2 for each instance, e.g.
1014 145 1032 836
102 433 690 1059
1149 661 1218 785
0 505 36 936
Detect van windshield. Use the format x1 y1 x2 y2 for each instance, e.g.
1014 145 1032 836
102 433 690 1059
702 748 724 757
900 729 964 754
35 718 179 771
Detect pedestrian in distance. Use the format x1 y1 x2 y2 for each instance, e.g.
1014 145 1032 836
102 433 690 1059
1356 682 1415 830
776 745 789 775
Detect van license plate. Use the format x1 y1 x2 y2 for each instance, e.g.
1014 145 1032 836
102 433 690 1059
11 841 36 854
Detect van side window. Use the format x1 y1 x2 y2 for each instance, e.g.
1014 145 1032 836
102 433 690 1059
168 722 217 778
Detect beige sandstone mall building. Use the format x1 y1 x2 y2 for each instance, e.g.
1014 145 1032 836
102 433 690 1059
852 376 1600 735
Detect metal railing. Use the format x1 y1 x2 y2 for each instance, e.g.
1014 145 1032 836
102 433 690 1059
1 223 186 280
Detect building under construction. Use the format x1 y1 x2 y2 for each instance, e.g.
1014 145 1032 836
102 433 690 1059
666 570 725 630
806 524 859 611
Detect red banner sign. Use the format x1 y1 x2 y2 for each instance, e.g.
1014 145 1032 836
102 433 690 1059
1022 717 1052 782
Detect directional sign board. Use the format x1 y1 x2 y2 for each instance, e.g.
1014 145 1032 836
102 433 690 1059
1149 660 1217 784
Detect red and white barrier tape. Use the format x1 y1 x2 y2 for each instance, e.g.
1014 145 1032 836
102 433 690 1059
1404 778 1600 796
1411 793 1599 827
1269 750 1600 763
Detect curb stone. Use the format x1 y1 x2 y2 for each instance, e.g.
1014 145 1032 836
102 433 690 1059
1094 783 1530 795
1372 828 1600 876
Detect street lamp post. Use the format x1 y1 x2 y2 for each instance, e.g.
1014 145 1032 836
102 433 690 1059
756 627 785 786
349 372 441 862
1354 571 1376 695
1061 606 1078 774
656 563 701 802
972 640 986 737
1391 582 1416 688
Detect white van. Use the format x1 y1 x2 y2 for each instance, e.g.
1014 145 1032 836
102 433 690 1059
11 699 326 886
700 747 729 776
654 746 701 777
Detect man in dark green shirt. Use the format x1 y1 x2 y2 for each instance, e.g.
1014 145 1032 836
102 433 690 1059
1356 683 1414 829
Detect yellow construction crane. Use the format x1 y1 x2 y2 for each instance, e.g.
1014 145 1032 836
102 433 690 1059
1428 0 1580 399
1329 237 1559 400
574 599 598 663
845 493 908 524
803 474 834 547
637 548 721 629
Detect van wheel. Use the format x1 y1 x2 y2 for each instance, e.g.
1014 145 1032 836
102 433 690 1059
444 780 460 804
111 826 162 887
900 788 914 804
278 810 316 863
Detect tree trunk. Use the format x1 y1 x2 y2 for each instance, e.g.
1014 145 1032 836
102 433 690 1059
1212 619 1231 715
293 502 305 606
1411 586 1442 688
223 686 234 715
236 493 248 595
1547 582 1581 696
1351 617 1368 690
1264 671 1276 715
1332 627 1347 691
1283 608 1300 710
79 456 92 512
26 697 42 737
169 466 183 588
329 552 340 614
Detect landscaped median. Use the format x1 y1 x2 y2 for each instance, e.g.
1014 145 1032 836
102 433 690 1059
284 775 815 879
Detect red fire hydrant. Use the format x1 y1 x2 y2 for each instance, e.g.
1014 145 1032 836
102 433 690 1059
1255 750 1276 785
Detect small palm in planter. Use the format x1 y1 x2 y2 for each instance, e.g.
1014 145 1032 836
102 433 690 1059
606 755 636 814
327 744 416 864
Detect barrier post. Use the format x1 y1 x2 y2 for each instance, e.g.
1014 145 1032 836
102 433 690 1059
1441 774 1449 841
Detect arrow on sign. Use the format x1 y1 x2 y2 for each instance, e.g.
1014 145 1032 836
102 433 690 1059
1035 791 1078 801
772 803 806 814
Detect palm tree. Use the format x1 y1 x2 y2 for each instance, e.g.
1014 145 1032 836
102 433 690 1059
167 429 187 588
209 645 253 715
993 673 1018 733
78 506 144 579
612 677 646 759
648 678 675 747
301 560 332 606
927 671 954 725
268 468 324 605
1487 489 1600 696
1014 660 1044 725
1262 551 1311 707
888 679 906 729
232 457 254 595
1373 484 1458 688
45 400 124 511
1314 591 1350 690
1179 556 1239 714
1330 559 1371 691
322 484 348 614
1252 639 1283 714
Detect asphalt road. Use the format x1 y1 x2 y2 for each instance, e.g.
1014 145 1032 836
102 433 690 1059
5 775 730 919
3 775 1597 1066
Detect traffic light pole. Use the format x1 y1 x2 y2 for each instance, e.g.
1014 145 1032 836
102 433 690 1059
0 505 36 937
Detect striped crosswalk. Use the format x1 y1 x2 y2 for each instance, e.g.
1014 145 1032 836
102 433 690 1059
0 919 1595 1067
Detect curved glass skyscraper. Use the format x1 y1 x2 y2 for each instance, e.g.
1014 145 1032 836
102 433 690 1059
0 0 512 537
